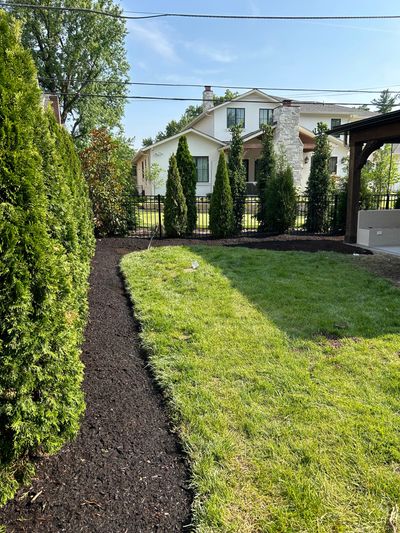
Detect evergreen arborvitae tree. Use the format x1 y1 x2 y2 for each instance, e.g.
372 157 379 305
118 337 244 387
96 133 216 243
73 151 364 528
265 154 297 233
228 124 246 234
306 122 332 232
257 125 276 231
209 152 234 237
0 11 93 505
164 154 187 237
176 135 197 234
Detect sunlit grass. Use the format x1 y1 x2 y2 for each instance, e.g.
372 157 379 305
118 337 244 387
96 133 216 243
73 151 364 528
121 246 400 532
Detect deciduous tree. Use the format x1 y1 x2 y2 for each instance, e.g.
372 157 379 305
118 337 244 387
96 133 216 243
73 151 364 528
8 0 129 145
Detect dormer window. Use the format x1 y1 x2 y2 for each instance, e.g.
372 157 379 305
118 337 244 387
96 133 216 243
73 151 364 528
259 108 274 127
227 108 245 128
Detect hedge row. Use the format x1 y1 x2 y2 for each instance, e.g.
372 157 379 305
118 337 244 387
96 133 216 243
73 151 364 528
0 11 94 505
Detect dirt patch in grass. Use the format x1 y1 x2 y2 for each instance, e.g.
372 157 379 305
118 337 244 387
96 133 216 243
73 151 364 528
0 239 191 532
354 252 400 287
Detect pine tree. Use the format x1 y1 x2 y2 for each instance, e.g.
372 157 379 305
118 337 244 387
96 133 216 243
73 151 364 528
164 154 187 237
209 152 233 237
176 135 197 234
257 125 276 231
265 153 297 233
228 124 246 234
371 89 398 114
306 122 332 232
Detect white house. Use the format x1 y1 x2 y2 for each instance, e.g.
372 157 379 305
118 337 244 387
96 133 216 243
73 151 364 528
134 87 375 195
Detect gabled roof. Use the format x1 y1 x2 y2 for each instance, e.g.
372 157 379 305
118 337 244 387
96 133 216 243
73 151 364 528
133 127 225 162
184 89 283 130
297 101 376 117
299 125 345 146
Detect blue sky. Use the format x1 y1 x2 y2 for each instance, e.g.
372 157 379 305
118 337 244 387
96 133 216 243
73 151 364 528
120 0 400 148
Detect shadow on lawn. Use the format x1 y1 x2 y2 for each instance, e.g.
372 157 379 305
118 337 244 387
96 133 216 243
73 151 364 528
193 245 400 340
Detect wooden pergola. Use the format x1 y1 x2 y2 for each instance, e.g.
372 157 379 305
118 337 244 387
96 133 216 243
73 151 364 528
329 110 400 243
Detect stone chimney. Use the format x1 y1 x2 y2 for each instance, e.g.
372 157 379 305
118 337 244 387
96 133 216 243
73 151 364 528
202 85 214 112
273 101 302 187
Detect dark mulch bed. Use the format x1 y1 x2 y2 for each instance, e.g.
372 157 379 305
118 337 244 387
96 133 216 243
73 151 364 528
0 235 370 533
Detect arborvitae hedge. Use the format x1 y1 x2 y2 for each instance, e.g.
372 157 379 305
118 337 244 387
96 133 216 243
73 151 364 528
176 135 197 234
209 152 233 238
164 154 188 237
228 125 246 235
257 125 276 231
0 11 94 505
265 155 297 233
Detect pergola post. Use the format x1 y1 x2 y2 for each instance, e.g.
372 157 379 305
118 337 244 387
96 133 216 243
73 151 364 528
345 141 362 243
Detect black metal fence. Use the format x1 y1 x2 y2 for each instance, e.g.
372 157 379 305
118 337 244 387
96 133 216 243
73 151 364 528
133 193 399 239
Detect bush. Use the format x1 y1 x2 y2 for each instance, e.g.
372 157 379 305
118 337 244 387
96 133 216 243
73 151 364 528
0 11 94 505
265 155 297 233
176 135 197 234
164 154 188 237
80 129 137 237
209 152 233 237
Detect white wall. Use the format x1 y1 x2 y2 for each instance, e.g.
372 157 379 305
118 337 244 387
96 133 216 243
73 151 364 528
149 132 221 195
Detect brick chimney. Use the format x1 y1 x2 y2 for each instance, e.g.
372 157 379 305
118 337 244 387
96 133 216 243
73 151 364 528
202 85 214 112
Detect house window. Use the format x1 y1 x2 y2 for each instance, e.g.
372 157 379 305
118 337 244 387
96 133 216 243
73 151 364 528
193 156 209 182
259 108 274 127
331 118 341 137
227 108 245 128
243 159 249 182
329 156 338 174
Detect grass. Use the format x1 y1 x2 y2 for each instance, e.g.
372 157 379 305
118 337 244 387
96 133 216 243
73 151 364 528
121 246 400 532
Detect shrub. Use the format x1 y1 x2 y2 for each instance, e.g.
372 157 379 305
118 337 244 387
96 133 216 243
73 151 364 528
265 154 297 233
228 125 246 234
164 154 188 237
176 135 197 234
306 122 332 232
209 152 233 237
80 129 137 237
257 125 276 231
0 11 94 505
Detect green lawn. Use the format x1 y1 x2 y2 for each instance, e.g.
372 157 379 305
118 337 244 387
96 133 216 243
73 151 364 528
121 246 400 532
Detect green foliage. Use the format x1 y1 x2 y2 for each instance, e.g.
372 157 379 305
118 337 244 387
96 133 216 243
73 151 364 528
0 10 94 505
371 89 398 113
361 144 400 194
212 89 239 106
209 153 233 237
228 125 246 234
80 129 137 236
265 153 297 233
176 136 197 234
164 154 187 237
306 122 332 232
8 0 129 146
257 125 276 231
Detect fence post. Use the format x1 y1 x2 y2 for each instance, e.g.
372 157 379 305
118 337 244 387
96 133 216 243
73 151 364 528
157 194 162 238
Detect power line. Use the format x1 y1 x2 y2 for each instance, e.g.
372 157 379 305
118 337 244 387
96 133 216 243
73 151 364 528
2 3 400 21
55 93 397 107
38 78 400 95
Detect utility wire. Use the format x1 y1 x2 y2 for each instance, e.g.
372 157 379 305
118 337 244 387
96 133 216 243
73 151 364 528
2 3 400 21
38 78 400 95
55 93 398 106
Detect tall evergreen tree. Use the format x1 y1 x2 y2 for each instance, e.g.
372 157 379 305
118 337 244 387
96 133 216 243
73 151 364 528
257 125 276 231
265 153 297 233
164 154 187 237
371 89 398 114
228 124 246 234
306 122 332 232
176 135 197 234
209 152 233 237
